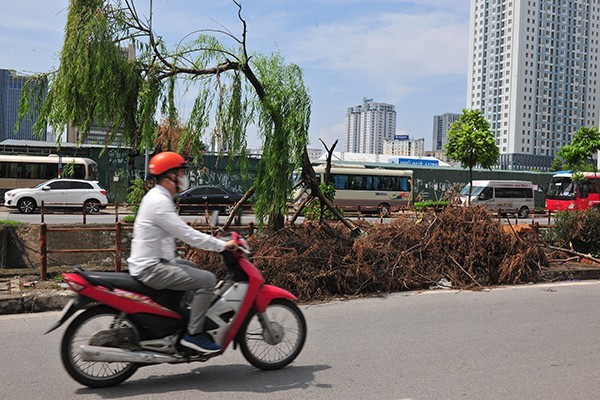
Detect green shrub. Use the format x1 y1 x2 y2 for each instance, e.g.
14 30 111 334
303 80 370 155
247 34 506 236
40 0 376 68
303 183 343 220
126 178 150 215
544 208 600 257
122 215 136 224
0 219 21 226
413 200 450 211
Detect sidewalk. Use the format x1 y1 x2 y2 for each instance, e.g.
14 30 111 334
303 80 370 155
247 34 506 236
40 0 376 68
0 275 74 315
0 262 599 315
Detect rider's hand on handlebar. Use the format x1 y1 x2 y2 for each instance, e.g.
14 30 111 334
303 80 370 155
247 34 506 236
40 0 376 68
224 239 238 252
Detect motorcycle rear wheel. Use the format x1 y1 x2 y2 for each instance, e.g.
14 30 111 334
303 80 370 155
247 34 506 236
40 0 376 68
60 305 140 388
239 298 307 370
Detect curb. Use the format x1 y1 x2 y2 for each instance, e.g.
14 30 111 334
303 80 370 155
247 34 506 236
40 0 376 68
0 277 75 315
0 265 599 315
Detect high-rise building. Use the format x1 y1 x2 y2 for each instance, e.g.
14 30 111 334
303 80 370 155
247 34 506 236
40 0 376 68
432 113 460 152
431 113 460 151
345 98 396 154
383 135 425 157
0 69 47 141
467 0 600 170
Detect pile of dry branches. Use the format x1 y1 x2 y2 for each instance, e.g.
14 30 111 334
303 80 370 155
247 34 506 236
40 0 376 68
188 206 548 301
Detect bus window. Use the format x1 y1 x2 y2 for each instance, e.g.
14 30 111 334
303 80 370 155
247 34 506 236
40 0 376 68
349 175 368 190
590 179 600 194
579 179 600 198
561 182 575 196
331 174 347 190
73 164 85 179
365 176 373 190
580 182 590 198
548 176 575 199
372 176 381 190
380 177 393 191
398 177 411 192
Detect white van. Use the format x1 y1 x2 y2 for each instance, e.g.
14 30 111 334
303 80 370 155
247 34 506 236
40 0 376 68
460 180 534 218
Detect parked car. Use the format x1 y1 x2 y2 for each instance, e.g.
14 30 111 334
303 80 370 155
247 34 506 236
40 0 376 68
175 185 245 215
3 178 108 214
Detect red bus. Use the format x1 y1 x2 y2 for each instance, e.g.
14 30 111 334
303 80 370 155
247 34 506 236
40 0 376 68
545 171 600 212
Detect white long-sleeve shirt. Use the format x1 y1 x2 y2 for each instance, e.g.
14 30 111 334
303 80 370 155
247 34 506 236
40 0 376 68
127 185 226 277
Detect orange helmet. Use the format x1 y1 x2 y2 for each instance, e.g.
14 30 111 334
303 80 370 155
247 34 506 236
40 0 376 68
148 152 189 175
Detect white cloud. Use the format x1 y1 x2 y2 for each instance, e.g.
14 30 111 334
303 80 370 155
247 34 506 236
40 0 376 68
291 11 468 99
315 122 346 150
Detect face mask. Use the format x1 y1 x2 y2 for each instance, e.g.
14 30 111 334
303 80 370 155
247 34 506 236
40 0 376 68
177 174 190 192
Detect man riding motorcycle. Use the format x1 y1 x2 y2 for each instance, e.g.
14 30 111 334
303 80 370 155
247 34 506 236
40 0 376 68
127 151 238 354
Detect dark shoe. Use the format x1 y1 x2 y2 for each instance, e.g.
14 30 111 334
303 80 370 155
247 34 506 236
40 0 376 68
181 332 221 354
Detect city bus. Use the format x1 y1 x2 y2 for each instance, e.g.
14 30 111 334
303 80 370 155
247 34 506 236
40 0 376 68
295 164 413 215
545 171 600 212
0 154 99 200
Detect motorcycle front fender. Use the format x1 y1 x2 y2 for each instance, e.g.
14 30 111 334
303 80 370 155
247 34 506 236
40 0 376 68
45 295 95 334
253 284 297 313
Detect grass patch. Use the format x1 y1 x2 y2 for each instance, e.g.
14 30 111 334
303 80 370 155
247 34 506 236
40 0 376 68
0 219 22 226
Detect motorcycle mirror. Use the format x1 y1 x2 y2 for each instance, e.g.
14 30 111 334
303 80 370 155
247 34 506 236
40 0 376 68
210 210 220 227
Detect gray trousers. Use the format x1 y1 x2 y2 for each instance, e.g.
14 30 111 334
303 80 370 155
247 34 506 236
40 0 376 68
135 259 217 335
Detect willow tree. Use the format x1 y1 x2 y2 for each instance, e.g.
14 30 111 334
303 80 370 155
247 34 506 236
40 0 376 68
20 0 310 231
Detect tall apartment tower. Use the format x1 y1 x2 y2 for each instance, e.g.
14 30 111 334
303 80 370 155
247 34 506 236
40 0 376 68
432 112 460 151
467 0 600 170
345 98 396 154
0 69 47 141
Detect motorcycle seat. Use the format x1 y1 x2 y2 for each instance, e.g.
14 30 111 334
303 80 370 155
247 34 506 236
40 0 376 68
74 267 182 296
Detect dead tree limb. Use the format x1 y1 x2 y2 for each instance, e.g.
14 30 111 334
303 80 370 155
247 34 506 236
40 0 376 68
542 245 600 265
223 186 255 230
449 255 482 288
300 147 360 236
319 138 338 186
318 138 338 222
289 195 311 224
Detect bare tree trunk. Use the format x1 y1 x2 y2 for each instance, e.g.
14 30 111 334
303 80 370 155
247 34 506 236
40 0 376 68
320 138 338 186
223 186 255 230
318 138 338 223
269 212 285 231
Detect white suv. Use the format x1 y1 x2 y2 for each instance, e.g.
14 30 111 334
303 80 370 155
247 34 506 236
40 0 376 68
4 178 108 214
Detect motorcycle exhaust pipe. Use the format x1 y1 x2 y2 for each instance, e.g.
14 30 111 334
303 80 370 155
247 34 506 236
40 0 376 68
79 345 179 364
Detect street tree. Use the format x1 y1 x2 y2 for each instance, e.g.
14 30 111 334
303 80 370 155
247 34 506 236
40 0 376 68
555 126 600 175
19 0 310 231
446 109 499 204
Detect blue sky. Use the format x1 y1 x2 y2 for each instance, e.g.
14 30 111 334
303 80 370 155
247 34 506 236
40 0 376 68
2 0 470 151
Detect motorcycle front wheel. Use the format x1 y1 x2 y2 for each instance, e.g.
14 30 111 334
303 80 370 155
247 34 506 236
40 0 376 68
60 305 140 388
239 298 307 370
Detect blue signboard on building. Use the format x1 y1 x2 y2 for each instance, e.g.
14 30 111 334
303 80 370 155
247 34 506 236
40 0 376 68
390 157 439 166
394 134 409 141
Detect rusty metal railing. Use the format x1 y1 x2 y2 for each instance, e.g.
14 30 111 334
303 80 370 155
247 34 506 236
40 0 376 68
38 220 257 280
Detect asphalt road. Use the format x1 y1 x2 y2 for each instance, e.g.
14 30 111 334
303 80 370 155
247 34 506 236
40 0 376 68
2 281 600 399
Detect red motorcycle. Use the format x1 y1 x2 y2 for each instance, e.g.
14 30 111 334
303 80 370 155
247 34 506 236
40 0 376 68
46 231 307 388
